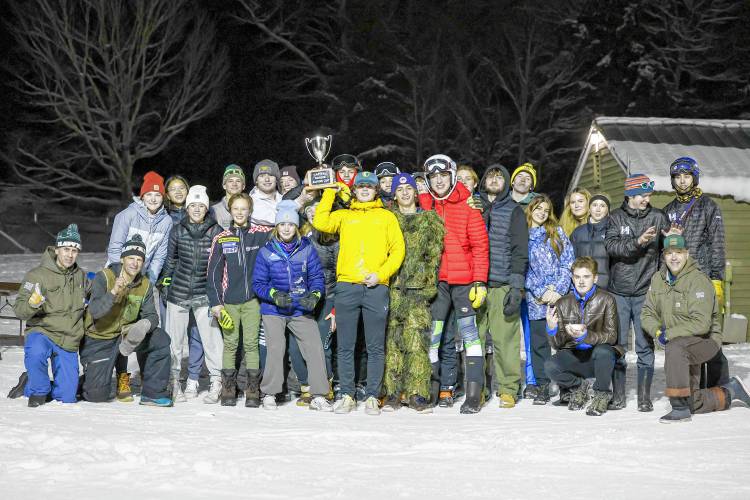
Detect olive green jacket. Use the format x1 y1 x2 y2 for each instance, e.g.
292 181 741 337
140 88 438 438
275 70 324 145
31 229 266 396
641 256 722 346
13 247 88 352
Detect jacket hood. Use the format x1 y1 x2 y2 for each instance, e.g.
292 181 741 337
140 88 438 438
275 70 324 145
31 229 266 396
621 200 652 219
40 246 80 275
131 200 167 222
479 164 511 202
436 180 470 204
350 198 384 211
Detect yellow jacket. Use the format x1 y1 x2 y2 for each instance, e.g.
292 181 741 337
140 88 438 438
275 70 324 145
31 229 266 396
313 188 405 286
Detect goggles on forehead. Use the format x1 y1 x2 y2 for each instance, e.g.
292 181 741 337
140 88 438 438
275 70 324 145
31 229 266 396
332 154 361 170
424 159 453 176
375 162 400 178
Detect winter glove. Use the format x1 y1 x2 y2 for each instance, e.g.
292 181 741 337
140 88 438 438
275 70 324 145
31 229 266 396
119 319 151 356
28 283 45 309
158 276 172 289
299 291 321 311
655 328 668 348
466 195 484 212
712 280 724 309
469 282 488 309
271 289 292 309
218 309 235 330
503 287 522 316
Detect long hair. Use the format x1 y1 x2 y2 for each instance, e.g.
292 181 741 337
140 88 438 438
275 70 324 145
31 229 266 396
271 225 301 242
526 194 563 257
164 175 190 211
559 187 591 236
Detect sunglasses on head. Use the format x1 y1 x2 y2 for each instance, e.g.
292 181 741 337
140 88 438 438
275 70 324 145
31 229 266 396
638 180 655 189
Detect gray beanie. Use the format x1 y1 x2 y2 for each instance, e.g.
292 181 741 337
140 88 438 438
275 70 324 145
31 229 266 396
253 159 281 183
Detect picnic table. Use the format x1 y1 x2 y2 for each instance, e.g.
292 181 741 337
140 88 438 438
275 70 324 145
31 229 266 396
0 282 24 358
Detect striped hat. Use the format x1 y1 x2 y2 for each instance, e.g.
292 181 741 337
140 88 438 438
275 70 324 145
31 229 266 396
624 174 655 197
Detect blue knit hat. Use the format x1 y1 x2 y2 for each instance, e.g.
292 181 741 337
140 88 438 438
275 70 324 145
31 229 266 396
275 200 300 226
353 171 379 187
391 173 418 195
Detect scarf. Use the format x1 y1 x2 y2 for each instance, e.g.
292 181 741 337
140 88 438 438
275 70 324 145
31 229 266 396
675 186 702 204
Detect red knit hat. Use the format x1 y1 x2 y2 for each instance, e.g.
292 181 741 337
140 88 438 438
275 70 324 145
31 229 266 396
140 171 165 197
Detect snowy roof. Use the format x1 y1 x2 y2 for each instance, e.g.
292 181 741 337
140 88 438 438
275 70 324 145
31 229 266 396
572 117 750 202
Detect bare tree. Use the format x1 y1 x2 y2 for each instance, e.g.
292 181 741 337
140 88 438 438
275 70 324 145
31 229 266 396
4 0 229 207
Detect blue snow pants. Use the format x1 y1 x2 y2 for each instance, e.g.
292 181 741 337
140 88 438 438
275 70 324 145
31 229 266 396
24 332 79 403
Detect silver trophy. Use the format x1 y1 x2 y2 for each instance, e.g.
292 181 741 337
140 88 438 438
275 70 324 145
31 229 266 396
304 135 337 190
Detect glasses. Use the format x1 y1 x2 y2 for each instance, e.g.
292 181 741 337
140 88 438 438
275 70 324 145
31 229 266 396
167 185 187 193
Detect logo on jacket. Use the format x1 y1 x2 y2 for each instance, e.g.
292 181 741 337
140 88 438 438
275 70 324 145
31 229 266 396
696 292 705 299
619 226 630 235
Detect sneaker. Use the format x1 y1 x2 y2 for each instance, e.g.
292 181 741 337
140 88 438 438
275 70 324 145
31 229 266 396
568 380 592 411
553 388 572 406
262 394 278 411
116 373 134 403
172 381 186 403
28 394 47 408
532 384 550 405
309 396 333 412
8 372 28 399
364 396 381 415
408 395 433 414
523 384 539 400
140 396 173 407
296 385 312 407
586 391 611 416
184 379 200 398
334 395 357 414
382 395 401 412
203 378 222 404
498 393 516 408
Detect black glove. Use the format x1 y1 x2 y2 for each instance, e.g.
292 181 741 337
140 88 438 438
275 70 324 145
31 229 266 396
299 291 321 311
503 287 522 316
271 290 292 309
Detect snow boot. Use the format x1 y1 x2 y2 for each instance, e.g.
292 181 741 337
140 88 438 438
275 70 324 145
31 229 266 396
533 384 550 405
8 371 28 399
568 380 592 411
523 384 539 400
637 367 654 412
220 369 237 406
586 390 612 416
184 378 199 398
408 395 433 414
203 376 222 404
382 394 401 412
608 364 626 410
460 381 483 414
262 394 278 410
553 387 572 406
438 387 455 408
429 362 440 406
660 397 692 423
722 376 750 407
28 394 47 408
116 372 134 402
498 393 516 408
245 369 261 408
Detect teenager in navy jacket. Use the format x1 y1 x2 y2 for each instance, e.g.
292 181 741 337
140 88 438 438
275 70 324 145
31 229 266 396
253 201 332 411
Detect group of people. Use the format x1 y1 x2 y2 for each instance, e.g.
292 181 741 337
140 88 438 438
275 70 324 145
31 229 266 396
12 152 750 422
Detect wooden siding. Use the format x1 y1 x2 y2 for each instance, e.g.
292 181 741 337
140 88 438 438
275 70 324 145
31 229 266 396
575 147 750 341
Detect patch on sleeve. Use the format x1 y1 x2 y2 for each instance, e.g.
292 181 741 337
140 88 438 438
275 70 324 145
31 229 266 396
696 291 705 299
23 281 34 291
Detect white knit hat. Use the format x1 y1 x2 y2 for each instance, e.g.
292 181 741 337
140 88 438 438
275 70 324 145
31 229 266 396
186 185 210 209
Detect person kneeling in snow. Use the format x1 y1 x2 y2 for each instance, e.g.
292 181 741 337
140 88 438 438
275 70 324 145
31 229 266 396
544 256 620 416
13 224 88 407
641 235 750 423
80 234 172 406
253 201 333 412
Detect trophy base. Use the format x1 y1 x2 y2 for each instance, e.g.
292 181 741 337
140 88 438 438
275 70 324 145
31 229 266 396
305 167 338 191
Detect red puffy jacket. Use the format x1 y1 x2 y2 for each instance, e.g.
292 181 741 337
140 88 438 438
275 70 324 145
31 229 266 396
419 183 489 285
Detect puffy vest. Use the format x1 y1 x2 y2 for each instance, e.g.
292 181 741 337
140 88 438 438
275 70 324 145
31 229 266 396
85 268 150 340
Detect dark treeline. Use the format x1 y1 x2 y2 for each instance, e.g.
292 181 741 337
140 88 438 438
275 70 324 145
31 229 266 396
3 0 750 206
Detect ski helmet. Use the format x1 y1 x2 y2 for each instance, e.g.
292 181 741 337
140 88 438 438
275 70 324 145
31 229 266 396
423 154 457 200
669 156 700 186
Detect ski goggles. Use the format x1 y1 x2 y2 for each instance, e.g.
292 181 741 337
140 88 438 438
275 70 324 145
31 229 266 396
669 157 699 176
332 154 361 170
374 162 400 178
424 155 455 176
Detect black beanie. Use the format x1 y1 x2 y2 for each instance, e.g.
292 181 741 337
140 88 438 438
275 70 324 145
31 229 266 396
121 233 146 260
589 194 610 210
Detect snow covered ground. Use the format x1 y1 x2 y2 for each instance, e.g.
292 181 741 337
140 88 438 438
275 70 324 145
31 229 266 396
1 253 750 499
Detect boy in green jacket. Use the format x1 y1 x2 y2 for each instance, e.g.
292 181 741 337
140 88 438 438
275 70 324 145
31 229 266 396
14 224 87 407
641 235 750 423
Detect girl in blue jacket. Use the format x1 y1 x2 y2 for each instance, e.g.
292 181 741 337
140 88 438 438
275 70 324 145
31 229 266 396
525 194 574 405
253 200 332 412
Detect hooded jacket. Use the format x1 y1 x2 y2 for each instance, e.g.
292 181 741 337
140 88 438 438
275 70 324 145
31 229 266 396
13 247 87 352
478 166 528 289
207 225 270 307
249 187 283 227
525 226 575 321
641 256 722 346
106 200 173 282
570 217 610 289
313 188 405 286
161 216 223 305
418 181 489 285
663 194 725 280
253 236 325 317
605 201 669 296
85 263 158 341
